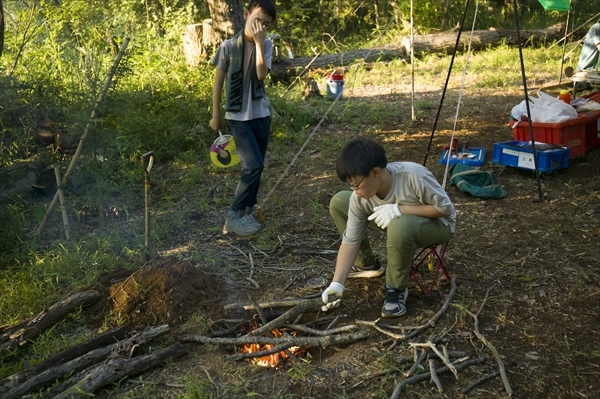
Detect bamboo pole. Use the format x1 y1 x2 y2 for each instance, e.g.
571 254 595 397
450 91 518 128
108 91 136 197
37 37 130 237
53 165 70 240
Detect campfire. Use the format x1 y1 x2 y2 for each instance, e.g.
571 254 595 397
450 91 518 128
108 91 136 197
238 320 307 368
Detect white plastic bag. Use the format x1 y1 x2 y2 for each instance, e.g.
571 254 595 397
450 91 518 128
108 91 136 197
510 91 578 124
529 91 578 123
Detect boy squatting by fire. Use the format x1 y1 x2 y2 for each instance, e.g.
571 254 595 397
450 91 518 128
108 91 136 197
209 0 276 236
320 139 456 317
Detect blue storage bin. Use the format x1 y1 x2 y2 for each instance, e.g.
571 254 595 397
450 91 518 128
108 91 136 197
491 141 569 173
439 147 485 167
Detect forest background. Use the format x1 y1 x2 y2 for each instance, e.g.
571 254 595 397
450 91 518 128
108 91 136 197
0 0 599 397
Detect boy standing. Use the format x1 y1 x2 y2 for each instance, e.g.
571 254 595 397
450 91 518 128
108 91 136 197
210 0 276 236
321 139 456 317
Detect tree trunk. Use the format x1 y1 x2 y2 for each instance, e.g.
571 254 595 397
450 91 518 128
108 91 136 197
207 0 245 43
182 19 221 64
0 0 4 59
270 46 408 80
270 22 574 80
401 22 569 56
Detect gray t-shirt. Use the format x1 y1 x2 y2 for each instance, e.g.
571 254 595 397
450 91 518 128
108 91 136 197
342 162 456 245
577 23 600 71
211 38 273 121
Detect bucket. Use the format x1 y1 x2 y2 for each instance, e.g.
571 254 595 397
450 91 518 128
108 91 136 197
210 131 240 168
326 70 344 100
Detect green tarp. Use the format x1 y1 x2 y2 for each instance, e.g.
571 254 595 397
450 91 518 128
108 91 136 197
538 0 571 12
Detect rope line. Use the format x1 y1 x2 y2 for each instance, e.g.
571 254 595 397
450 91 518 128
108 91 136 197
442 0 479 190
259 3 406 212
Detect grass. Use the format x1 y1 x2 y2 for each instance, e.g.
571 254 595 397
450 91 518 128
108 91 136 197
0 5 588 394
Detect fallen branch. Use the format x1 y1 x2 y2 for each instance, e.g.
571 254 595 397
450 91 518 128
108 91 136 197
462 371 500 395
452 288 513 397
0 291 102 353
406 335 438 378
223 297 317 311
282 323 357 336
355 319 405 339
247 298 322 337
429 359 443 392
410 341 457 379
1 325 169 399
0 325 128 392
386 276 457 349
390 356 487 399
51 343 188 399
182 330 370 349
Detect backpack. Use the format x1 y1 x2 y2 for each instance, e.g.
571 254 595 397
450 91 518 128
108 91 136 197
448 163 507 199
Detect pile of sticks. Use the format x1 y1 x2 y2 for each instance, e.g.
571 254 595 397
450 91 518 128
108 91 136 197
0 291 187 399
183 278 513 398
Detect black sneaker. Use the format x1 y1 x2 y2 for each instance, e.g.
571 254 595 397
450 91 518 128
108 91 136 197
381 286 408 317
348 258 385 278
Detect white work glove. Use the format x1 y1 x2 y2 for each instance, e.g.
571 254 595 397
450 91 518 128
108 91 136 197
321 282 344 311
368 203 401 229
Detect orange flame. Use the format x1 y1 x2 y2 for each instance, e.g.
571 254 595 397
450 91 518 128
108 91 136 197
239 321 306 368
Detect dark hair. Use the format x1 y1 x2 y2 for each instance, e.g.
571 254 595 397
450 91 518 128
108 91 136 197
248 0 276 21
217 149 231 165
336 138 387 182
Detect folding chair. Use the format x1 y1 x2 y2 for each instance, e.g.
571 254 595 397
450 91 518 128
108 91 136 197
410 242 451 295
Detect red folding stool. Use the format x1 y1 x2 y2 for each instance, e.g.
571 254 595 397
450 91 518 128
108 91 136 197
410 242 451 295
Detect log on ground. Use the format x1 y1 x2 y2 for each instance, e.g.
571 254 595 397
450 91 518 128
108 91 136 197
51 343 189 399
0 291 102 353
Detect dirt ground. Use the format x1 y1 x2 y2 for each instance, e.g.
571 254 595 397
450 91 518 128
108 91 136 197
82 79 600 399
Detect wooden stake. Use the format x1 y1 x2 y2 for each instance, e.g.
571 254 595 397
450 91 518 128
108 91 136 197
37 37 130 237
53 165 70 240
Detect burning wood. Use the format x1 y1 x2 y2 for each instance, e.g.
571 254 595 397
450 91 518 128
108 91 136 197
238 320 307 369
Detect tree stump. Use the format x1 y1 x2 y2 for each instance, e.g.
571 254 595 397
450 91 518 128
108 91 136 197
182 23 203 66
182 19 221 65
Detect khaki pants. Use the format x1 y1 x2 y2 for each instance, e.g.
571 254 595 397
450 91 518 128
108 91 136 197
329 191 453 290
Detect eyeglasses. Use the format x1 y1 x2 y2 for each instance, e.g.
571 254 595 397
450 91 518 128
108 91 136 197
349 175 366 190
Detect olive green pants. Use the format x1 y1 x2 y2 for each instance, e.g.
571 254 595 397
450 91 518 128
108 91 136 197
329 191 453 290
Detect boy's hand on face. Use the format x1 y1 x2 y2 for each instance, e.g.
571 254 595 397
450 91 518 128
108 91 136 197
250 18 267 43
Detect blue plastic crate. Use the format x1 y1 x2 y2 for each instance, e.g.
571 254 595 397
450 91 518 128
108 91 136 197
439 147 485 167
492 141 569 173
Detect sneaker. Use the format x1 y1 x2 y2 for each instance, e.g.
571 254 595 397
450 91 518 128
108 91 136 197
238 207 261 230
381 286 409 317
348 258 385 278
223 211 260 236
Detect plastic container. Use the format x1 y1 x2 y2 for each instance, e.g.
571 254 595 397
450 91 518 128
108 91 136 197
511 116 586 159
581 91 600 149
578 110 600 150
326 71 344 100
439 147 486 167
492 141 569 173
558 90 571 104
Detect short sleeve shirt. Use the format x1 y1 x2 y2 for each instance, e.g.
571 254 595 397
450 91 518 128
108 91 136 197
577 23 600 71
342 162 457 245
211 38 273 121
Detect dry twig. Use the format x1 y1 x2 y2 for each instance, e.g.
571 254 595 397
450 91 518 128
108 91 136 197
390 356 487 399
429 359 443 392
452 287 513 397
386 276 457 349
462 371 500 395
